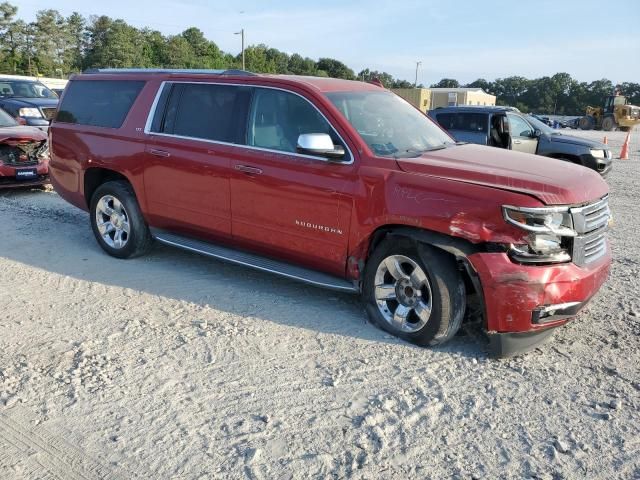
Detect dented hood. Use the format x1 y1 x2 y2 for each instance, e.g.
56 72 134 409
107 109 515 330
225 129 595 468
0 125 47 143
396 144 608 205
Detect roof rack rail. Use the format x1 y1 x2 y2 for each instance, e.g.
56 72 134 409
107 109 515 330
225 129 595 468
82 68 257 76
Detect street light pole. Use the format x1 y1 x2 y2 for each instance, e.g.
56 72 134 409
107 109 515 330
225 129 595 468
235 28 245 70
415 61 422 88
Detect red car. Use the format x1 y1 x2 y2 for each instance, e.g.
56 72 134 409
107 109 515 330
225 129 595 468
0 108 49 188
49 69 611 356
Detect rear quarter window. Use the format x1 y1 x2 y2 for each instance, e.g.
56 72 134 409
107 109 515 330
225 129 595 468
56 80 145 128
435 112 487 133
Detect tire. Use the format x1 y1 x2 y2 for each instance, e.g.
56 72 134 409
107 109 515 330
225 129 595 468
89 180 153 259
578 116 594 130
362 237 466 347
602 116 616 132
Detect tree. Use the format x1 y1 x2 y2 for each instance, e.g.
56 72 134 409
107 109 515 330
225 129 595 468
492 76 530 107
65 12 86 72
163 35 193 68
465 78 493 93
0 0 636 117
392 79 413 88
85 17 145 69
431 78 459 88
288 53 316 75
316 57 354 80
620 82 640 106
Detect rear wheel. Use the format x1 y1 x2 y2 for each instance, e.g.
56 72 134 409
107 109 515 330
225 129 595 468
578 116 595 130
363 238 465 346
601 116 616 132
90 180 153 259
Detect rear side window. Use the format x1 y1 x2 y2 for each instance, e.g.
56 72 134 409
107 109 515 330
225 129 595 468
152 83 251 144
435 112 487 133
56 80 144 128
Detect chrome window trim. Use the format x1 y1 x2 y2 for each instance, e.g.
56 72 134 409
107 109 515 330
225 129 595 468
143 80 166 133
143 80 354 165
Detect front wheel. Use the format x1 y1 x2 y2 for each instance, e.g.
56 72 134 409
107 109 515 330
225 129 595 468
362 238 466 346
90 180 153 259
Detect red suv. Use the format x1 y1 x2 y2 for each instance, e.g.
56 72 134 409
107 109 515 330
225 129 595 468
49 69 612 356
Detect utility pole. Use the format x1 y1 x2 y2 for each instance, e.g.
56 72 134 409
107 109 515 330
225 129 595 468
235 28 245 70
414 61 422 88
26 23 34 76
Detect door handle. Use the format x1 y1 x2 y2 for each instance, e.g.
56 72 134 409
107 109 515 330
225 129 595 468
513 140 522 144
235 165 263 175
147 148 171 157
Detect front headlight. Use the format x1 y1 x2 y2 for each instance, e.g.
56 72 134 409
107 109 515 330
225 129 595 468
503 205 575 236
18 107 43 118
590 149 605 159
503 205 576 263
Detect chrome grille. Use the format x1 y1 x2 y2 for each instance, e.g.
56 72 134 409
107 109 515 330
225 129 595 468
570 196 610 266
40 107 57 121
571 196 610 234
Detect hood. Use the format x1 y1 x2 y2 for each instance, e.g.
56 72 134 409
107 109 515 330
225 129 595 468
545 132 607 149
1 97 58 109
0 125 47 143
396 144 608 205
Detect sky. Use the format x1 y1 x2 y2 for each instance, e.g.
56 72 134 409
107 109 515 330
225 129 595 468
16 0 640 85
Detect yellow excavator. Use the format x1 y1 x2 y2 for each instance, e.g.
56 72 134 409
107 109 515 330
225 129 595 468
579 93 640 131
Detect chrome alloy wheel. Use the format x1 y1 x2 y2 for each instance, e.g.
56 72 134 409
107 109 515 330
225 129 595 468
374 255 433 333
95 195 130 249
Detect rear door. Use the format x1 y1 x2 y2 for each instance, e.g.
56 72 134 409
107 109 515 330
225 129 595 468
143 82 251 239
507 113 538 154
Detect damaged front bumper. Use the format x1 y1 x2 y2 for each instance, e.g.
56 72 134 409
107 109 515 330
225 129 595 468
468 248 611 357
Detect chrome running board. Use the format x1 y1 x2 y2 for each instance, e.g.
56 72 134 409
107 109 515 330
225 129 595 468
151 229 359 293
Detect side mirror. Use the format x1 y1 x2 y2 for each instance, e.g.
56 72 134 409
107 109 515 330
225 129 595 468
533 129 542 138
297 133 346 160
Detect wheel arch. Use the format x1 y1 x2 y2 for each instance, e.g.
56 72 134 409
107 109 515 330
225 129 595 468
366 225 483 260
83 167 133 209
363 225 488 325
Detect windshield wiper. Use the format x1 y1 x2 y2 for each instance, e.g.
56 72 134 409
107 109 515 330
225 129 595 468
393 145 448 159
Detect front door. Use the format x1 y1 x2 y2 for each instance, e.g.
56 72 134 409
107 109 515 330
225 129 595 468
230 87 355 276
507 113 538 154
143 82 251 239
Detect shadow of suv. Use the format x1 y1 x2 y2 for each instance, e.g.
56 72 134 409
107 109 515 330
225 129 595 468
429 106 612 176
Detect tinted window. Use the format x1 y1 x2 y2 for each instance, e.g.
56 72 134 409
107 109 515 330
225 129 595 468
56 80 144 128
156 83 250 143
248 88 339 155
0 108 17 127
435 112 487 133
0 80 57 99
508 114 534 137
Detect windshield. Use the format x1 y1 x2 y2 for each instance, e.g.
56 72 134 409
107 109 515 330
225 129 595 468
0 80 58 99
0 107 18 127
326 91 454 158
526 114 557 134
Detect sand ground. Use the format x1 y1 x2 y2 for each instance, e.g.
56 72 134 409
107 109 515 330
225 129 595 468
0 129 638 479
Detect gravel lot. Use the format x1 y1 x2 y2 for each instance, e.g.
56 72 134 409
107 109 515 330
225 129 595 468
1 129 638 479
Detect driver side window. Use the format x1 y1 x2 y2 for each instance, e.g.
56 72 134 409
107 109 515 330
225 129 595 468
247 88 339 155
507 114 534 138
